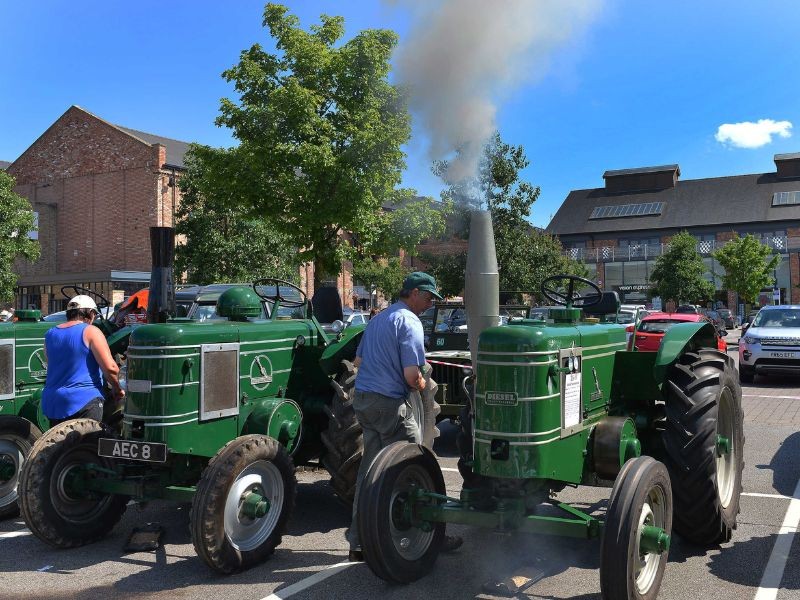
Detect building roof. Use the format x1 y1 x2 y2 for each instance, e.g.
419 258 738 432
115 126 190 168
547 170 800 237
0 160 10 171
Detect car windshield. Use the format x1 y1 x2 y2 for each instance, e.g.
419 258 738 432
435 307 466 331
718 309 731 317
751 309 800 328
639 319 684 334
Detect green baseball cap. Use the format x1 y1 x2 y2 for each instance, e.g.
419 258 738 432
403 271 443 300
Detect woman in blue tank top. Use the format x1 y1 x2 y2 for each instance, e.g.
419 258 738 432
42 295 124 425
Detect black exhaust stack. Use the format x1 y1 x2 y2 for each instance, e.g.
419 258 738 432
147 227 176 324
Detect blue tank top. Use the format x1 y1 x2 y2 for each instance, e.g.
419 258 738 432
42 323 103 419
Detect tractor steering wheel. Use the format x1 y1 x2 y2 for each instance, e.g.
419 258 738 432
252 278 307 308
60 285 111 318
541 275 602 309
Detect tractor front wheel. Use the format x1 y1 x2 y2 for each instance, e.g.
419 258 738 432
18 419 128 547
663 349 744 545
357 441 446 583
0 416 42 520
191 435 296 574
600 456 673 600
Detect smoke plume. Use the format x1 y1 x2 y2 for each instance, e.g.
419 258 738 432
394 0 601 183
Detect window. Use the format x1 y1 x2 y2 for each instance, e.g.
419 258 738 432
589 202 664 219
772 191 800 206
28 212 39 240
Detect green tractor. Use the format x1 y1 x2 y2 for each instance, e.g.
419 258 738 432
356 212 744 599
0 287 126 519
17 239 442 574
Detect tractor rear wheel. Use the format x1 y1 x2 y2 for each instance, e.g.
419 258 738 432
321 360 363 503
191 435 296 574
19 419 128 547
600 456 673 600
662 349 744 545
357 442 446 583
0 416 42 520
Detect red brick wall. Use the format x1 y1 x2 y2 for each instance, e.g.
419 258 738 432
8 106 164 275
791 253 800 304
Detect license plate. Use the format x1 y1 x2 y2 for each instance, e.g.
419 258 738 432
98 438 167 463
769 352 797 359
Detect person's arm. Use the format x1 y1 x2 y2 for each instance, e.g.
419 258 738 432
84 326 124 400
403 365 425 391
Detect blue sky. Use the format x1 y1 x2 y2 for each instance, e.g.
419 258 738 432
2 1 800 227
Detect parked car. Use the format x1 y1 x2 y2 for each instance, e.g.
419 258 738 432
631 312 727 353
675 304 702 314
717 308 735 329
738 305 800 383
703 309 729 336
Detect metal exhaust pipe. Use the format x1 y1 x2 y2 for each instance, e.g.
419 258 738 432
146 227 176 324
465 211 499 368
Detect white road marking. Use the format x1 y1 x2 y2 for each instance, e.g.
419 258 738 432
259 561 356 600
742 394 800 400
743 492 794 501
0 530 31 539
754 477 800 600
441 467 459 473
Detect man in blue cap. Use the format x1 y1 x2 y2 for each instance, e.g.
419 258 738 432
346 271 462 561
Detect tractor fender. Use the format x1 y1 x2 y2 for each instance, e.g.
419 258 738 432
318 326 365 376
17 389 50 433
652 321 718 384
106 326 133 357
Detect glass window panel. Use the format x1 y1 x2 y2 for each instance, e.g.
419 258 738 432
604 262 623 288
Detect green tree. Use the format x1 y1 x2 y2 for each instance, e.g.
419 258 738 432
420 250 467 298
369 192 452 259
175 146 302 284
351 256 408 305
712 234 780 304
0 171 40 303
434 132 586 295
650 231 715 304
214 3 411 284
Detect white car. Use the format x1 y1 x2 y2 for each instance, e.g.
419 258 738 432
738 305 800 383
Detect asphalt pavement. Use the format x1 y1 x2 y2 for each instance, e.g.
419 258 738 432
1 336 799 600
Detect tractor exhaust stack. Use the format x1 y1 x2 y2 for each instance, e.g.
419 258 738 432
465 211 499 368
146 226 176 324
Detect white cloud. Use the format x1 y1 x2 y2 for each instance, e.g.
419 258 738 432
715 119 792 149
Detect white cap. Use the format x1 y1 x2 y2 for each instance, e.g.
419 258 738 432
67 295 98 312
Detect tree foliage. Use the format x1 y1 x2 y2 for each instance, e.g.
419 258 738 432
175 145 302 285
420 250 467 298
214 3 411 281
351 256 408 305
368 192 451 258
712 234 780 304
433 132 586 295
0 171 40 303
649 231 715 304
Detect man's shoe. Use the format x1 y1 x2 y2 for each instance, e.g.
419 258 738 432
442 534 463 553
348 549 364 562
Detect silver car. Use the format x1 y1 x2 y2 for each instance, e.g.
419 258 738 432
738 305 800 383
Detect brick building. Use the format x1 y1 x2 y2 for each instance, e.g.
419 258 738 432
6 105 188 314
547 157 800 313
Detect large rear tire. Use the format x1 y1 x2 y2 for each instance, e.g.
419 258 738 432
357 442 446 583
19 419 128 547
321 360 363 503
191 435 296 574
662 349 744 545
600 456 673 600
0 416 42 520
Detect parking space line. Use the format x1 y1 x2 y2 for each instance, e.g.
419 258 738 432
441 467 459 473
259 561 356 600
743 394 800 400
754 477 800 600
743 492 794 501
0 530 31 540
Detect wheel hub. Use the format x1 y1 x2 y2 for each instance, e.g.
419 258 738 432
223 460 284 552
240 489 271 519
716 390 737 508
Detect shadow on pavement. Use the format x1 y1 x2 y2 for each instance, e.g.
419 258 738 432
755 430 800 497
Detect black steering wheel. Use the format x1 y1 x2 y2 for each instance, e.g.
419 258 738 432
252 278 307 308
60 285 111 317
541 275 602 308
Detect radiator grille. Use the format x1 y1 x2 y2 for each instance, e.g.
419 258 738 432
0 342 13 399
760 337 800 347
200 343 240 420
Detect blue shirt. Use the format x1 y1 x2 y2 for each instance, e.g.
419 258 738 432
355 302 426 399
42 323 104 419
